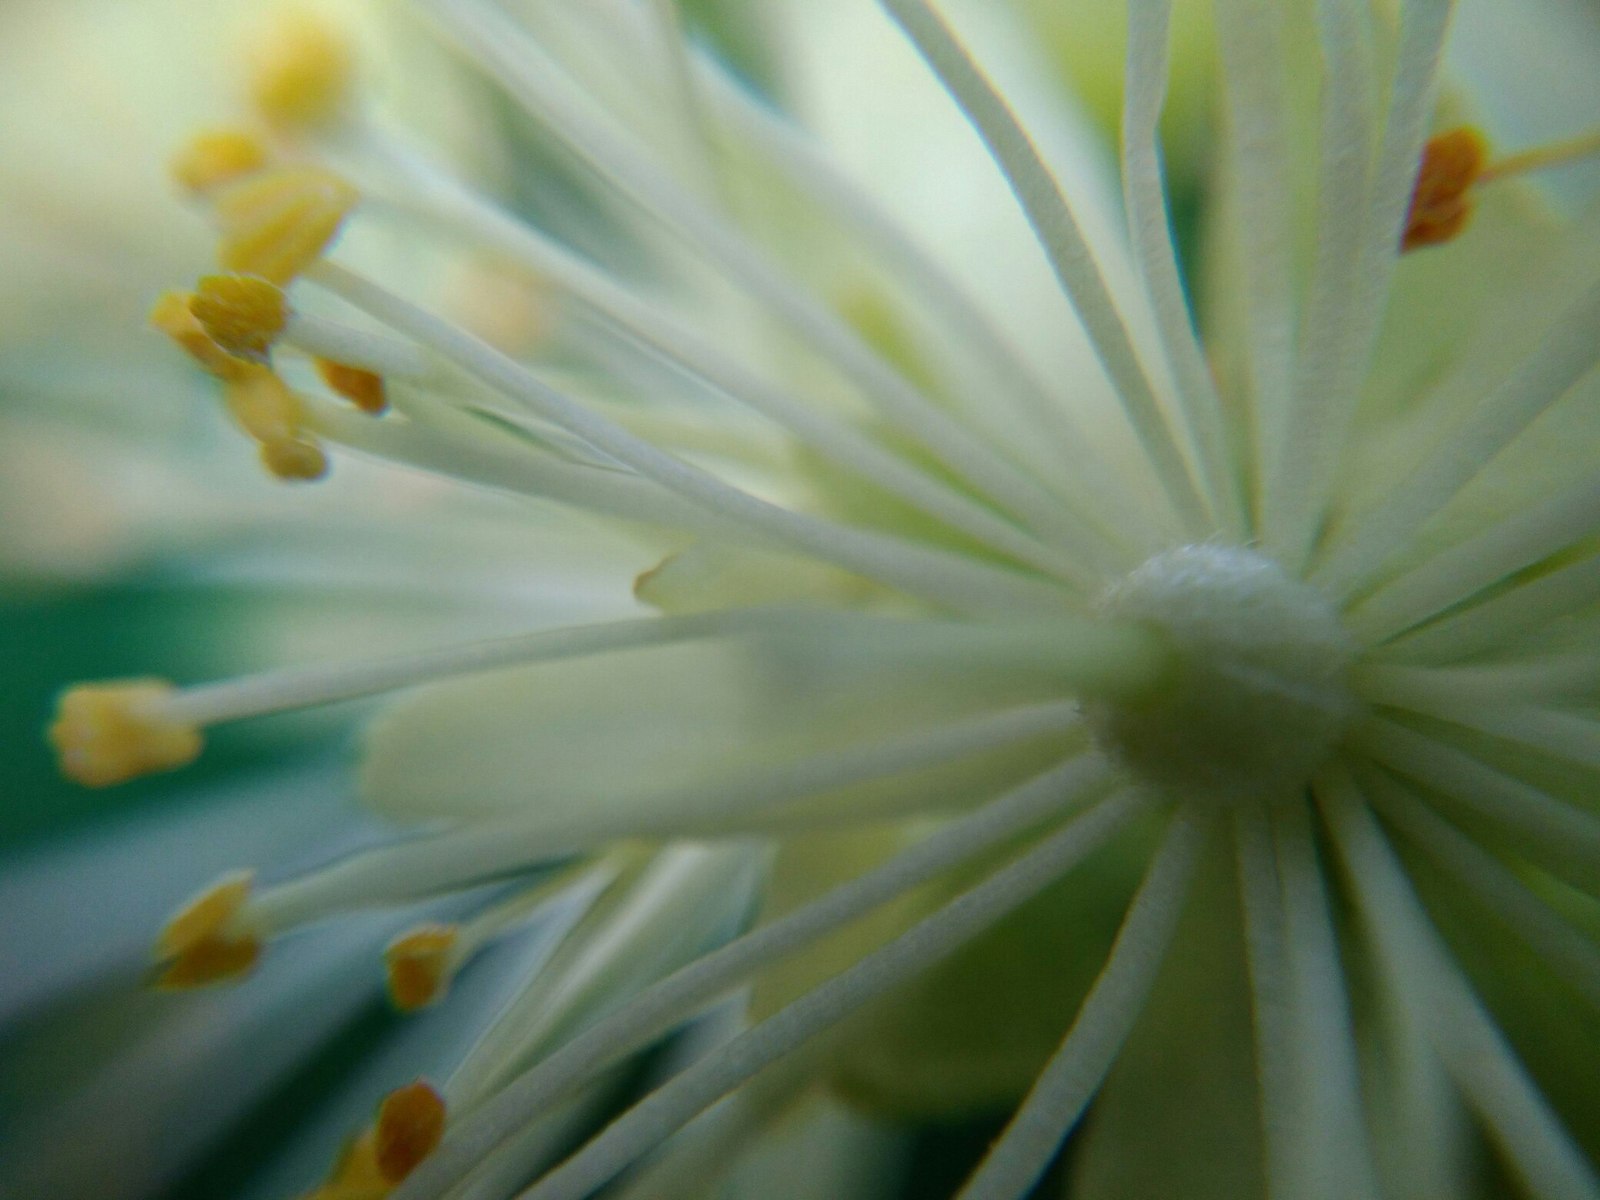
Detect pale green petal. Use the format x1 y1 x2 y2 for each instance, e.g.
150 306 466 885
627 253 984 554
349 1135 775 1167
1067 823 1265 1200
359 634 1071 828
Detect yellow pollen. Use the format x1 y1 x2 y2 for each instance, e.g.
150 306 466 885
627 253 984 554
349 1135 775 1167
154 870 262 989
316 357 388 414
374 1081 447 1183
1403 127 1489 253
249 12 355 130
150 290 254 381
224 366 329 481
170 129 272 194
191 274 289 361
384 925 458 1011
48 679 203 788
213 166 359 285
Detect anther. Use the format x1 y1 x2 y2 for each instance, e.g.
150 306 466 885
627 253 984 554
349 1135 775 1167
49 679 203 788
1404 126 1600 253
308 1132 388 1200
170 129 272 194
316 357 388 413
224 367 329 481
212 166 359 285
191 274 289 361
384 925 459 1011
154 870 263 989
150 290 253 381
374 1081 447 1182
248 12 355 131
1403 127 1488 253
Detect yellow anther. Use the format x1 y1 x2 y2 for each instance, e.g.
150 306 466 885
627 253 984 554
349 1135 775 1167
384 925 459 1012
224 367 329 481
249 12 356 130
1403 127 1489 253
259 438 331 481
191 274 289 362
48 679 203 788
151 290 254 381
316 358 388 414
304 1132 391 1200
213 165 359 285
171 129 272 194
374 1081 447 1183
154 870 263 989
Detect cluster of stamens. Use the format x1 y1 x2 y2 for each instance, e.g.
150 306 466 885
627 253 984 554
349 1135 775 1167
34 6 1600 1199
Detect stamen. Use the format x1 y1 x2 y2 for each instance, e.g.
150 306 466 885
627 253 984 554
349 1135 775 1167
316 357 388 413
190 273 289 361
247 11 355 131
1478 128 1600 185
1121 0 1246 536
696 48 1150 545
1387 552 1600 664
308 261 1080 617
385 925 459 1012
1233 803 1297 1200
212 166 359 284
283 312 432 379
394 759 1123 1198
953 807 1206 1200
1268 797 1383 1199
878 0 1210 536
153 870 262 989
1369 777 1600 1010
48 679 203 788
441 849 732 1111
1402 127 1489 253
245 701 1091 935
170 128 272 194
508 788 1144 1200
1320 773 1600 1199
1357 718 1600 893
375 1081 448 1182
405 1 1097 555
150 290 252 381
1313 279 1600 599
307 1131 388 1200
224 366 329 481
358 135 1114 583
387 864 615 1014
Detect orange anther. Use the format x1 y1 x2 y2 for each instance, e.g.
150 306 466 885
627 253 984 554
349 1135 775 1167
153 871 262 988
374 1080 447 1183
384 925 458 1011
1403 127 1489 253
317 358 388 414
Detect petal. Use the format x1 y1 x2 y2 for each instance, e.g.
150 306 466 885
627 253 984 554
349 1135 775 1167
1067 824 1266 1200
359 634 1073 830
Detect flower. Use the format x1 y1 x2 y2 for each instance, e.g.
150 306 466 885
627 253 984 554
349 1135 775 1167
9 0 1600 1197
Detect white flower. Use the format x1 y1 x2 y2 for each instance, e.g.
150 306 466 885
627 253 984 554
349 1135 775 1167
9 0 1600 1198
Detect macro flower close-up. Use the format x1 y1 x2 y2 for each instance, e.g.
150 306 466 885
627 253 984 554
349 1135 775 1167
4 0 1600 1197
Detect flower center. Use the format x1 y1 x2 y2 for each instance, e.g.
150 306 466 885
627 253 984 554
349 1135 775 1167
1087 545 1357 801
